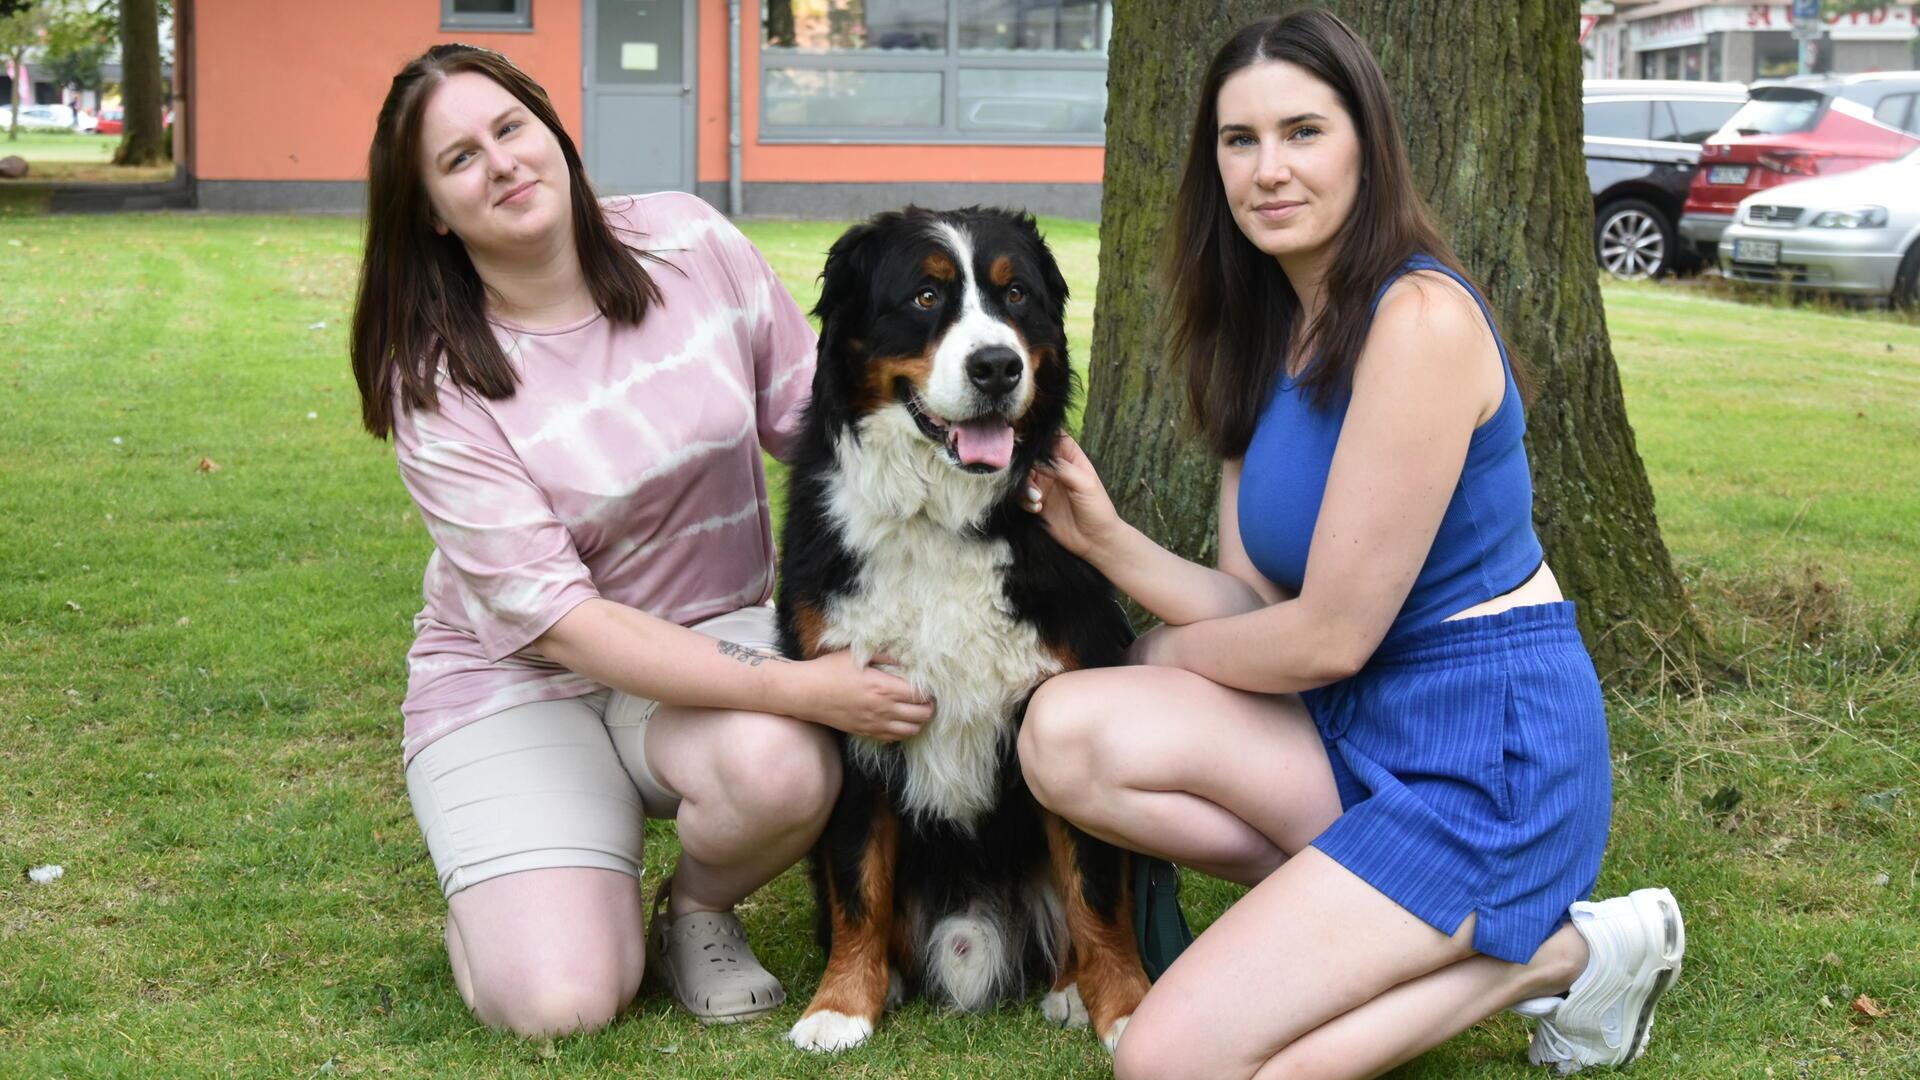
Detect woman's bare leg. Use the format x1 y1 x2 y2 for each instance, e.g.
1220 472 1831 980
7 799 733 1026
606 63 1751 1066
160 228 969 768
643 706 841 914
1113 848 1586 1080
444 867 649 1037
1253 922 1588 1079
1020 665 1343 885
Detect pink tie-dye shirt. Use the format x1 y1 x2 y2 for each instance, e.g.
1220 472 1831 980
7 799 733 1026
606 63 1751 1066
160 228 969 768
392 192 816 763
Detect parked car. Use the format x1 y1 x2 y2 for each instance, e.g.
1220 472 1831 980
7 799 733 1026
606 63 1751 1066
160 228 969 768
9 103 78 131
1583 80 1748 278
1681 72 1920 262
1718 148 1920 307
91 107 171 136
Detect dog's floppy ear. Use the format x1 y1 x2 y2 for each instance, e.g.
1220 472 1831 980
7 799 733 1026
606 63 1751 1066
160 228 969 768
808 217 886 435
1012 210 1071 330
813 217 886 344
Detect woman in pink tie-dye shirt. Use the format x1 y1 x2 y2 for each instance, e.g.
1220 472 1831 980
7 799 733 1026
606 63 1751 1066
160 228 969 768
349 45 932 1037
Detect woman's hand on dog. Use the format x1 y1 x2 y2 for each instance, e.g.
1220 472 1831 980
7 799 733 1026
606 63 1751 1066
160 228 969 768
792 649 934 741
1024 434 1125 562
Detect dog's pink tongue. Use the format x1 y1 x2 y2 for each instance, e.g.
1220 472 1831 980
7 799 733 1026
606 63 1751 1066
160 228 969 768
952 417 1015 470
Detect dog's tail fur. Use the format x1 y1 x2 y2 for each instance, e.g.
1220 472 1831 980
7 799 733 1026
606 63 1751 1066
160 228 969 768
918 875 1070 1012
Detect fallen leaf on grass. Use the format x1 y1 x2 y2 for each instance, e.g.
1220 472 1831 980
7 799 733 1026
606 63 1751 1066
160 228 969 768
1822 952 1843 968
1851 995 1887 1019
196 457 220 473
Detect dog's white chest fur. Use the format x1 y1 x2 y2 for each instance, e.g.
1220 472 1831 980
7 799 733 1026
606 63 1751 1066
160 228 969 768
820 408 1062 828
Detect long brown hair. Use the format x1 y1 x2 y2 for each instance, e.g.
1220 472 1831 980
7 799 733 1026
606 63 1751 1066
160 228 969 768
350 43 663 439
1164 10 1520 458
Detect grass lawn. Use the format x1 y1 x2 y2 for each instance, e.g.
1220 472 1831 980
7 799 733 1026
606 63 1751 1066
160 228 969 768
0 131 174 183
1 214 1915 1078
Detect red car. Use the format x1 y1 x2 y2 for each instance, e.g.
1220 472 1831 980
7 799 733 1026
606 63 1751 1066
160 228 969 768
1678 73 1920 261
91 108 171 137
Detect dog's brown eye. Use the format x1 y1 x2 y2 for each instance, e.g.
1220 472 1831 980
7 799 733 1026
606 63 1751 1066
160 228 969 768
914 287 939 310
1006 285 1026 305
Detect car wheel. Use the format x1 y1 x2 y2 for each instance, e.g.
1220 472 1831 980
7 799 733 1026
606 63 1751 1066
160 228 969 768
1594 199 1673 280
1895 241 1920 311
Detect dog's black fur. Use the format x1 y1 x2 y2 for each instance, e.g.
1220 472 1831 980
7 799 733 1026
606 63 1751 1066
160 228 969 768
776 207 1146 1050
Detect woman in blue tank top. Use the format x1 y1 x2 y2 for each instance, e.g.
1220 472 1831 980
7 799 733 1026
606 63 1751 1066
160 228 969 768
1017 11 1684 1078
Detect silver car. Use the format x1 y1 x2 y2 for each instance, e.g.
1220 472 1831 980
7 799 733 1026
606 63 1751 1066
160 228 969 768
1718 149 1920 306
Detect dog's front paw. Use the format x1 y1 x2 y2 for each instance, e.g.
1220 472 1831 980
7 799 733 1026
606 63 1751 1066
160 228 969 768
1041 983 1089 1029
1100 1015 1130 1055
788 1009 874 1053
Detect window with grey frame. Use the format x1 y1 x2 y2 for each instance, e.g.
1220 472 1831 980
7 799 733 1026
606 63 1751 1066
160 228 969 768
760 0 1111 143
443 0 532 32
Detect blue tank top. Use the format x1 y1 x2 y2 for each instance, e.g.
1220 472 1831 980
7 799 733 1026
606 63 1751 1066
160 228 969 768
1238 255 1543 644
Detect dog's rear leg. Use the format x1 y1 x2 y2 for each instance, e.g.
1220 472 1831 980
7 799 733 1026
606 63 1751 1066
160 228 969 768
1042 812 1149 1054
788 803 898 1053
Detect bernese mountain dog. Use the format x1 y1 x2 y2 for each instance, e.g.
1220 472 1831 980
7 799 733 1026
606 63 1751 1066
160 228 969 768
776 207 1150 1054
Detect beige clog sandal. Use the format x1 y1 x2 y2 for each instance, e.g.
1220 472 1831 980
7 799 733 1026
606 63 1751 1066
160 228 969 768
647 876 787 1024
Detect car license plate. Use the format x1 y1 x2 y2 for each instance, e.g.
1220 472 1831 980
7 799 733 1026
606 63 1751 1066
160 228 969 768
1733 239 1780 265
1708 165 1750 185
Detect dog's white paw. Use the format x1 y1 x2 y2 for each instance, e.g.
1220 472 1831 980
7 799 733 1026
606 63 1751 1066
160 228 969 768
1041 983 1089 1029
788 1010 874 1053
1101 1015 1130 1055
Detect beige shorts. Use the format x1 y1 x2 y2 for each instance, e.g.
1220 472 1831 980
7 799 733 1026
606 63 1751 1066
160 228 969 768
404 605 782 899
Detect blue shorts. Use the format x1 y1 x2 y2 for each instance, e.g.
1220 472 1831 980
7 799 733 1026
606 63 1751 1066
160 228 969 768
1300 602 1612 964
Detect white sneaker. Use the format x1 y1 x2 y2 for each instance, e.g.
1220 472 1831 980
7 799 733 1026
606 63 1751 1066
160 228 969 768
1524 888 1685 1074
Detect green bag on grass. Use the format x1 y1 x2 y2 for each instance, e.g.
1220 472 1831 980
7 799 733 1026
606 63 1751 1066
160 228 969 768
1132 855 1195 981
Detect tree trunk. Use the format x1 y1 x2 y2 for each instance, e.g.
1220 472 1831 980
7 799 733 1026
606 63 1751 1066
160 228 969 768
113 0 167 166
1084 0 1704 682
7 49 22 142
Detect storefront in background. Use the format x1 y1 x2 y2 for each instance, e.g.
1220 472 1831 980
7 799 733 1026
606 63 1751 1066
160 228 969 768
1622 2 1916 84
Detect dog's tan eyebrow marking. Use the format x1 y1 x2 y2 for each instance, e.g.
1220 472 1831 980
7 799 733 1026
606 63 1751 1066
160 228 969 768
989 256 1014 288
922 253 957 281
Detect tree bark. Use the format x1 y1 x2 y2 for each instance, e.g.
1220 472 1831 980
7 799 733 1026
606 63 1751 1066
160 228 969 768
113 0 166 166
1084 0 1704 682
6 47 23 142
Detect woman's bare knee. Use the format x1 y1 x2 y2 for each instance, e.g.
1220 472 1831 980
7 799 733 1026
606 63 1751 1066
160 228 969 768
456 918 643 1036
704 712 841 828
446 869 646 1037
472 968 637 1037
1020 675 1104 812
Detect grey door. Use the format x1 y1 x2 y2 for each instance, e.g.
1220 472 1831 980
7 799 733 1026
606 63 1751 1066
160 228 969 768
584 0 695 194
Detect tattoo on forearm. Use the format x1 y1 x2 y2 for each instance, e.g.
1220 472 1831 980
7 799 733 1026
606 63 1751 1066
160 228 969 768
717 640 790 667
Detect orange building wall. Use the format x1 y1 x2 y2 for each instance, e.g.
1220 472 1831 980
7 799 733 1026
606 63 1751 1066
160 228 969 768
189 0 1097 188
191 0 581 182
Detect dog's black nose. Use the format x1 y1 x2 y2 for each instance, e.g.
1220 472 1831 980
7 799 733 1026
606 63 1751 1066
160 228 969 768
965 347 1023 397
